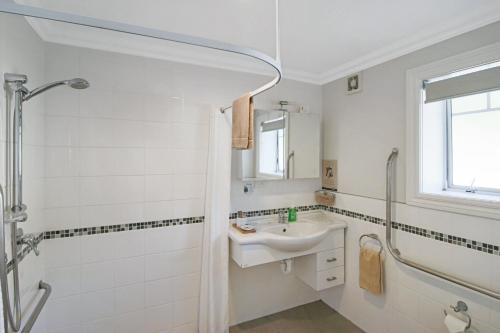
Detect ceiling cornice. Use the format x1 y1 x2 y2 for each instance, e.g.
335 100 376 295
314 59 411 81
316 5 500 85
26 5 500 86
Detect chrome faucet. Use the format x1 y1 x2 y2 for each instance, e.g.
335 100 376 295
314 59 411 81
278 210 288 224
17 229 40 256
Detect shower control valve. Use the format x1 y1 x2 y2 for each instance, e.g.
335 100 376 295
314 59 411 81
17 229 40 256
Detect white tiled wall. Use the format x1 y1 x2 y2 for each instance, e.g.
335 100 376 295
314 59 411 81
38 43 213 333
43 52 210 230
40 223 202 333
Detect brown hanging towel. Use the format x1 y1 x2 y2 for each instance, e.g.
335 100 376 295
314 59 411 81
359 246 383 294
231 93 254 149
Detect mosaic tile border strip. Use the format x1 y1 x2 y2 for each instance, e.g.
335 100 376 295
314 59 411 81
231 204 500 257
43 216 204 240
229 205 323 219
320 205 500 256
6 217 204 273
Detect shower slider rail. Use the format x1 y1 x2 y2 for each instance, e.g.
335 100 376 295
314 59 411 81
385 148 500 301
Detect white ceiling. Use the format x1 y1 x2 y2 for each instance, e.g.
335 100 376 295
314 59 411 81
18 0 500 84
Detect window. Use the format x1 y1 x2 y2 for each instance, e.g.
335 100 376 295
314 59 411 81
447 90 500 193
406 45 500 219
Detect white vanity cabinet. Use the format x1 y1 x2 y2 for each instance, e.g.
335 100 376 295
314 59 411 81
294 232 345 291
229 211 347 291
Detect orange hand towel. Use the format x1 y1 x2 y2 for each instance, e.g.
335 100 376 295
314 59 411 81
231 93 254 149
359 247 383 294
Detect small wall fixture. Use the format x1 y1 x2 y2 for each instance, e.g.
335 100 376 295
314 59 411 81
346 72 362 94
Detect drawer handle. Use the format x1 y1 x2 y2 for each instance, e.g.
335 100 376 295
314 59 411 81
326 276 337 282
326 257 337 263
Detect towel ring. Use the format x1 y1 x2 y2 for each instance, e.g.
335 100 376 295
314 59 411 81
359 233 383 255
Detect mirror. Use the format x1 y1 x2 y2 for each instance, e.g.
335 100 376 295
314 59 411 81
239 109 320 180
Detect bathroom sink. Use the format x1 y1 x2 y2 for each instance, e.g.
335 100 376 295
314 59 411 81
259 222 330 251
229 212 346 253
264 222 325 237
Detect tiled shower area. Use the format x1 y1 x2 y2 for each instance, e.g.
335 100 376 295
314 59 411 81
43 223 203 332
31 44 211 333
2 14 212 333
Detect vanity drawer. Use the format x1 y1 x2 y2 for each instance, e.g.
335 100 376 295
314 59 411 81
317 248 344 270
317 266 344 290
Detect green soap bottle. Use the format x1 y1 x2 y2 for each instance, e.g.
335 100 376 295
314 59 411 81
288 207 297 222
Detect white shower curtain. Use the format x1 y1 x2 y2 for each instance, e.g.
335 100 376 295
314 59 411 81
199 108 232 333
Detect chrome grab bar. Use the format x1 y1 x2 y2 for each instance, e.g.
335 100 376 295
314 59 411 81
21 281 52 333
0 186 51 332
286 151 295 179
0 185 21 332
385 148 500 301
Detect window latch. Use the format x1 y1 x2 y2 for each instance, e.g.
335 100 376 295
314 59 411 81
465 179 477 193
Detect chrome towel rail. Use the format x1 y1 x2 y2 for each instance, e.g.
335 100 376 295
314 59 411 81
385 148 500 301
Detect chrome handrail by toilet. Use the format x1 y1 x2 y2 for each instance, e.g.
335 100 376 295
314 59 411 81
385 148 500 301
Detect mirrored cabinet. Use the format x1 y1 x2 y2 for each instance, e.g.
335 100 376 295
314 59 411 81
239 108 320 181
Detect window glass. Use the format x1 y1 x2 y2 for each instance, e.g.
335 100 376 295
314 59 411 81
451 93 500 190
490 90 500 108
451 93 487 114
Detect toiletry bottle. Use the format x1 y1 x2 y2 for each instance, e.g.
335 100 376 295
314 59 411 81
237 211 247 226
288 207 297 222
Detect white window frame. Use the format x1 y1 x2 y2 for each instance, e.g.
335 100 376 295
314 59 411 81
406 42 500 220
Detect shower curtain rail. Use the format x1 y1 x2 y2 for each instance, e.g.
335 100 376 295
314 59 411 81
385 148 500 301
0 0 282 114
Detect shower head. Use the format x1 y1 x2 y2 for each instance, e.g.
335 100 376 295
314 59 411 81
22 78 89 101
67 78 90 90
